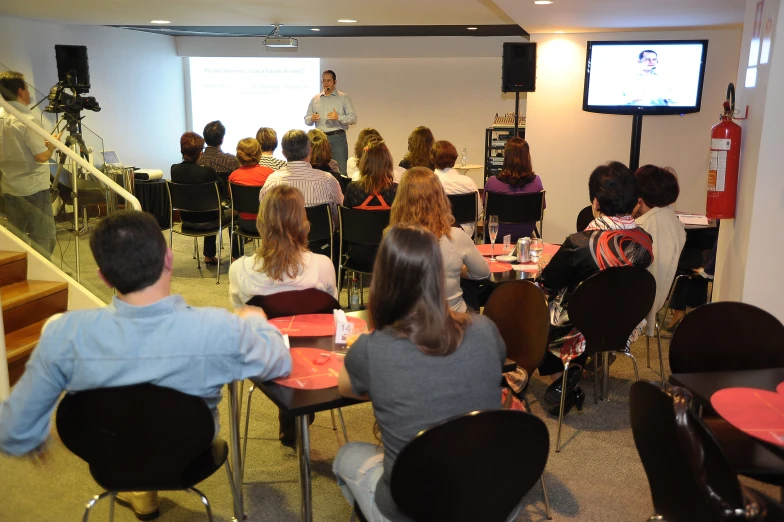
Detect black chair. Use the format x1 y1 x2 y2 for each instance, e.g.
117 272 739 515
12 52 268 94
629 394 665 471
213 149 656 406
388 410 550 522
669 301 784 374
229 182 263 245
554 266 656 452
575 205 593 232
448 192 480 242
630 381 784 522
246 288 341 319
306 204 334 261
167 181 229 284
484 191 545 241
56 383 228 522
338 206 391 306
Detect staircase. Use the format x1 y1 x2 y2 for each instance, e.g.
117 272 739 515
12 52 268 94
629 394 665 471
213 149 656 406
1 251 68 386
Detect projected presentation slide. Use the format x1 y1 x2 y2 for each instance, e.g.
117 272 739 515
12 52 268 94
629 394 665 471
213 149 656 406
188 57 321 159
586 44 704 108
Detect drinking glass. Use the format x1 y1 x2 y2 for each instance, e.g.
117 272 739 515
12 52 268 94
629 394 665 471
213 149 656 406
530 237 544 264
488 215 499 260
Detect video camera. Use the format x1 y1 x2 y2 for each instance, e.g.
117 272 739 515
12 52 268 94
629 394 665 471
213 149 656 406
44 45 100 116
44 74 101 115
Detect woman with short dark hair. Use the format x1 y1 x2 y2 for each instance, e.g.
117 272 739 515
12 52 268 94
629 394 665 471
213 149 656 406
536 161 653 415
633 165 686 336
430 140 481 237
484 137 545 241
333 224 507 521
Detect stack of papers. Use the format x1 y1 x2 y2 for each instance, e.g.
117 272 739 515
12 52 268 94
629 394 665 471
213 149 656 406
676 213 710 226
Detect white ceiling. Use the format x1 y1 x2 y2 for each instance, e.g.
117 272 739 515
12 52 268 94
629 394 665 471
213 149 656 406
0 0 745 32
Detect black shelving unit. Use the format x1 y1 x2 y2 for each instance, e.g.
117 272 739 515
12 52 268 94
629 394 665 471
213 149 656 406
484 126 525 184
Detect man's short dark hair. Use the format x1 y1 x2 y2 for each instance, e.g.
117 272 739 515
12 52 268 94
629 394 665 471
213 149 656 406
323 70 336 82
639 50 657 60
89 211 167 294
203 120 226 147
0 71 25 102
588 161 638 216
281 130 310 161
635 164 680 208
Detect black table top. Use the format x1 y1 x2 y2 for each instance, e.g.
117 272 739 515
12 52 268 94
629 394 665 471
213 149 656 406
490 266 537 284
670 368 784 403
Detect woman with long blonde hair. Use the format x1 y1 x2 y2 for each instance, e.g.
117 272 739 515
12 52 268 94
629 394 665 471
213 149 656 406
389 167 489 312
228 184 336 309
344 139 397 210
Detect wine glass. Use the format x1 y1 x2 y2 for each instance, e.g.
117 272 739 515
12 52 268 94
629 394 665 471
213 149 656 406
530 237 544 264
488 215 499 261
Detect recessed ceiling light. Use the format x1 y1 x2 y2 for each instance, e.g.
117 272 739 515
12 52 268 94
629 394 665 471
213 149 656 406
533 1 553 4
337 19 357 23
311 28 321 31
150 20 170 24
467 27 478 30
554 30 565 34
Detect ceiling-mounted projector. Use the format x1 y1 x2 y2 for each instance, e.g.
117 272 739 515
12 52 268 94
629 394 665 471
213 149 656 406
263 24 298 48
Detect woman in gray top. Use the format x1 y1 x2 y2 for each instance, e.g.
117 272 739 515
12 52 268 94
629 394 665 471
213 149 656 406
334 224 507 522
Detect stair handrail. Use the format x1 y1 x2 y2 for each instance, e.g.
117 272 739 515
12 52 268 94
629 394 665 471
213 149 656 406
0 97 141 211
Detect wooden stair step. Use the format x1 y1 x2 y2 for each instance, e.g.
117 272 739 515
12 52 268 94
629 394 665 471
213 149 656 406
0 251 28 288
0 251 26 267
1 280 68 311
2 280 68 335
5 318 48 364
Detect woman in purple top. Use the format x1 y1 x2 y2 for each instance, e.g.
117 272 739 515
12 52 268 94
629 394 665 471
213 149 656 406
484 137 545 241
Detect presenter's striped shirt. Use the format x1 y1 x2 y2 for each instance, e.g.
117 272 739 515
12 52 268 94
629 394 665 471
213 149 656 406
260 161 344 228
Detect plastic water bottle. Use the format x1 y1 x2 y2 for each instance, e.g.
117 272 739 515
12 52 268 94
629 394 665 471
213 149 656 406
349 278 361 311
461 148 468 167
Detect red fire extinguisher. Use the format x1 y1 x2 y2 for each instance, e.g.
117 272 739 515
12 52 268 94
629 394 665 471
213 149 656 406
706 84 742 219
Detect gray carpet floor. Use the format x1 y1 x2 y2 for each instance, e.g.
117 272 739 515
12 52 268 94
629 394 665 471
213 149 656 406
1 225 779 521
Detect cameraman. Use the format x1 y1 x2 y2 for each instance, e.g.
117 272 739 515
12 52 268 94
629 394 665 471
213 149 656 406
0 71 59 258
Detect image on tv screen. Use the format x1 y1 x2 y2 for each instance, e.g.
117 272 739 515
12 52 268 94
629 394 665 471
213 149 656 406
583 40 708 115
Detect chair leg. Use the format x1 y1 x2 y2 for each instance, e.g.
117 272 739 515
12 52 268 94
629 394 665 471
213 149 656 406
337 267 344 303
593 356 599 404
656 322 665 387
556 361 570 453
541 475 553 520
216 232 222 284
108 492 116 522
330 409 338 430
618 351 641 381
241 385 255 483
337 407 349 443
602 352 611 401
81 491 114 522
224 459 238 502
646 336 651 368
187 486 214 522
359 274 364 307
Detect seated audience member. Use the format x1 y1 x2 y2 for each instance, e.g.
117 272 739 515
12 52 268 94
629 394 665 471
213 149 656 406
484 137 546 242
229 138 274 258
229 185 335 446
256 127 287 170
171 131 232 265
399 125 434 170
308 128 346 189
667 237 717 331
333 224 507 522
431 140 481 237
388 168 489 313
346 127 382 180
632 165 686 336
0 210 291 520
260 129 344 228
344 139 397 210
198 120 241 195
536 161 653 416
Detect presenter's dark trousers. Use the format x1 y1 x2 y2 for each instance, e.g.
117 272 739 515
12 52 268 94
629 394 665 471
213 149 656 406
5 189 56 259
327 130 349 177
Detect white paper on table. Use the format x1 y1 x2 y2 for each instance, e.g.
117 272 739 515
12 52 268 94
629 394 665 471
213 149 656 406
334 309 351 344
282 334 290 349
677 213 710 226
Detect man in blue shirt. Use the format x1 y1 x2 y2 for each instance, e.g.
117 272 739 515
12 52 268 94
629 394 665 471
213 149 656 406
0 210 291 520
304 69 357 177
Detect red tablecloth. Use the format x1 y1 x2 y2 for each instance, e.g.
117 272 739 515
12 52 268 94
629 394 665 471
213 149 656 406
711 386 784 447
487 260 513 273
270 314 367 337
476 244 513 256
272 348 344 390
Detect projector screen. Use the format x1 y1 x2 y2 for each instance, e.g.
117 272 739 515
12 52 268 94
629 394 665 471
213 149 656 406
188 57 321 159
582 40 708 115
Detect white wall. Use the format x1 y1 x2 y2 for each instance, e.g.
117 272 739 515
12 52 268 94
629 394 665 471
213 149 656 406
177 36 526 187
528 28 742 243
0 16 186 172
714 0 783 321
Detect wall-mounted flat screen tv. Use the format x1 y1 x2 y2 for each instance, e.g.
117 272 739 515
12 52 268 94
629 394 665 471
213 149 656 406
583 40 709 115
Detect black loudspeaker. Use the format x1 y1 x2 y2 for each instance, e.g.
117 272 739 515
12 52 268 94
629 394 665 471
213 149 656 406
502 42 536 93
55 45 91 94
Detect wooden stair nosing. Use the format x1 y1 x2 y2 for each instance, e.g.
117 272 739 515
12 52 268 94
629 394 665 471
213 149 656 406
5 318 49 363
0 251 27 266
0 281 69 312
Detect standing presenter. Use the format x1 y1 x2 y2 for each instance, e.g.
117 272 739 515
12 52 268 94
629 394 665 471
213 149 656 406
304 69 356 176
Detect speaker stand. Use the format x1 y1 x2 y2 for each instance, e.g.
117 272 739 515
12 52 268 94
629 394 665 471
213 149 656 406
514 92 521 138
629 114 643 172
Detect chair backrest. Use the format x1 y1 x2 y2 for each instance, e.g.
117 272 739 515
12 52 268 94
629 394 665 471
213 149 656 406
390 410 549 522
447 192 478 225
483 280 549 377
166 181 221 213
229 182 263 215
306 204 333 243
669 301 784 374
569 266 656 357
246 288 341 319
56 383 217 491
576 205 593 232
339 206 391 246
630 381 746 522
484 191 545 239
